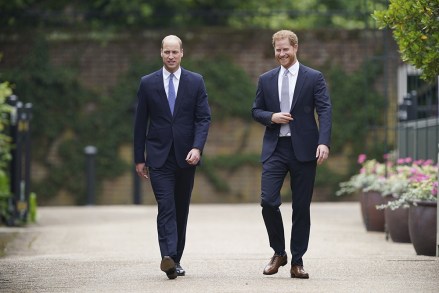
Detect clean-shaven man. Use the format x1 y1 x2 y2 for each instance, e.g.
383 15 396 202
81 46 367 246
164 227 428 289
134 35 211 279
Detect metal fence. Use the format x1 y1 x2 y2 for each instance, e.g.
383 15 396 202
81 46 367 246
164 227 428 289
398 117 439 163
3 95 33 225
397 75 439 162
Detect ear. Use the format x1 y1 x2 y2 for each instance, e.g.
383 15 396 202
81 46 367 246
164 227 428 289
160 49 164 58
181 49 184 58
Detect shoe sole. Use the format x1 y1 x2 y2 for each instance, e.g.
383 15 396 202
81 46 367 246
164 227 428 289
263 259 288 275
160 257 177 279
291 273 309 279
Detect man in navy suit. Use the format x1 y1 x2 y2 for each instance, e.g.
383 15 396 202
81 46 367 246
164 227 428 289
252 30 332 279
134 35 211 279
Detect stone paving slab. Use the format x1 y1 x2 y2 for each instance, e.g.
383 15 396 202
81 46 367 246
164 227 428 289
0 203 438 292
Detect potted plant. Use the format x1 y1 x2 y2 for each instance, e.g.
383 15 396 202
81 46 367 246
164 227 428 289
337 154 388 232
404 165 437 256
378 163 411 243
379 159 437 255
377 158 422 243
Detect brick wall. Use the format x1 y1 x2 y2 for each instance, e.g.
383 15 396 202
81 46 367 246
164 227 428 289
0 28 400 205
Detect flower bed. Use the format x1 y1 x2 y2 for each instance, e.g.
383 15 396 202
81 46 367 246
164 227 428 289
337 154 437 208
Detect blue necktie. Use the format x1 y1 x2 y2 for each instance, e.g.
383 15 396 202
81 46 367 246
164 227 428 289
168 73 176 114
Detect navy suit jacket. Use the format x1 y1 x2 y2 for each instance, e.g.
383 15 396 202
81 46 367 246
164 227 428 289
134 67 211 168
252 64 332 162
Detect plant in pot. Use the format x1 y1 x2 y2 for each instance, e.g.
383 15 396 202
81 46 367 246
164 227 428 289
377 160 415 243
336 154 388 232
380 160 437 255
403 163 437 256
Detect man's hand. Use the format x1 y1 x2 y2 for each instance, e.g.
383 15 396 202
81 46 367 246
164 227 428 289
135 163 149 179
316 144 329 165
186 148 201 165
272 112 294 124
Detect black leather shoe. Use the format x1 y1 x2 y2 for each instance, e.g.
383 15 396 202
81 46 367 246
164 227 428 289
160 256 177 279
263 253 288 275
176 263 185 276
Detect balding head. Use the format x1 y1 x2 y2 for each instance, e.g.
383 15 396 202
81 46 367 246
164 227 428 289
162 35 183 50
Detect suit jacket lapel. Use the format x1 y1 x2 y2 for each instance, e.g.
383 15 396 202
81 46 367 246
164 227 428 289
271 68 281 112
291 64 307 111
155 69 168 102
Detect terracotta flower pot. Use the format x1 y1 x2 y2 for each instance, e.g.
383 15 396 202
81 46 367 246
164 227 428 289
408 201 437 256
360 191 386 232
385 206 411 243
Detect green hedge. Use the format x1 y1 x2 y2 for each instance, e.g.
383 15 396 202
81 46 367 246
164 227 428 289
0 82 12 221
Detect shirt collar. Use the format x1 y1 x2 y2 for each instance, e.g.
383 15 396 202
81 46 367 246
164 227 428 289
280 61 299 76
163 67 182 80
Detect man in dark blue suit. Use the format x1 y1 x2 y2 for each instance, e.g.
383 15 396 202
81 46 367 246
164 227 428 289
252 30 332 279
134 35 211 279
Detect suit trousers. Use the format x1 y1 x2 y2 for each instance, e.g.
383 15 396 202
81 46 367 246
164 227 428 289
260 137 316 266
149 146 196 263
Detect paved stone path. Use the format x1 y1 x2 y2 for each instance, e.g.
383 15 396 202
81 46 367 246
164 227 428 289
0 203 438 292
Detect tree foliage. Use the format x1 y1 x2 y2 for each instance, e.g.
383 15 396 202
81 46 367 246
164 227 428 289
0 82 13 222
0 82 12 173
1 0 386 30
327 60 386 159
227 0 386 30
373 0 439 81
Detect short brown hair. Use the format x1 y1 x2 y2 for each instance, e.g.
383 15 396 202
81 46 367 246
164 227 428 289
272 30 298 47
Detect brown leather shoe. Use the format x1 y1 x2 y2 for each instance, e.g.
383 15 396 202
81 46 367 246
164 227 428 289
263 253 288 275
290 265 309 279
160 256 177 279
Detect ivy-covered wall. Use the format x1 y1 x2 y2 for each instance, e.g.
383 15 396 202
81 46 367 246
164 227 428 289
0 28 399 205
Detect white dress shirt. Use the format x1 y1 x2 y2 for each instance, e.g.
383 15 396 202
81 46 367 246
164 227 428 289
278 61 299 107
163 67 181 99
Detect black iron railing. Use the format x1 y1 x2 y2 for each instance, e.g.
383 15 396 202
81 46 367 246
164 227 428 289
4 95 32 225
